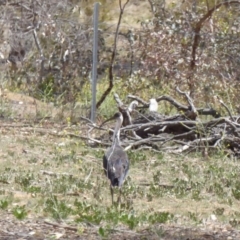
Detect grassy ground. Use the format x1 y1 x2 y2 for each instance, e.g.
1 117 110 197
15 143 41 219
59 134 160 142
0 92 240 239
1 115 240 239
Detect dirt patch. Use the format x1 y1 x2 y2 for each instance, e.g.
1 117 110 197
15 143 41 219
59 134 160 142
0 89 86 122
0 212 240 240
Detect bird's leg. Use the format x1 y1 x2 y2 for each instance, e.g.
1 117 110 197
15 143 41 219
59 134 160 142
110 185 114 205
117 187 122 205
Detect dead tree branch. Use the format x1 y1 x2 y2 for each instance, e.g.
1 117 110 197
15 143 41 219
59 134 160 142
190 1 240 70
217 96 234 121
96 0 130 109
175 86 198 119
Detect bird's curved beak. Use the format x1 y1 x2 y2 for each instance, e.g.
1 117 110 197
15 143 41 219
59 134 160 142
100 115 116 128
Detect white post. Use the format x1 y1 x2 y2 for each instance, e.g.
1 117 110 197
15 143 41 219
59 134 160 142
91 2 99 123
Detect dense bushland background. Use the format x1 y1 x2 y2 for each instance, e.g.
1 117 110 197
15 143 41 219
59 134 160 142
0 0 239 119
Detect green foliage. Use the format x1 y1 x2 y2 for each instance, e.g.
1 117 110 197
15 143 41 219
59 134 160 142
128 150 147 166
0 173 10 184
149 184 165 198
27 186 41 194
191 189 201 201
98 227 105 238
15 172 35 189
74 199 171 230
229 218 240 228
44 196 72 219
173 178 188 198
214 207 225 216
232 181 240 200
118 211 139 229
74 200 103 225
37 75 55 102
12 205 27 220
147 211 173 224
92 149 104 159
0 199 9 210
187 212 202 224
53 150 79 165
152 170 161 184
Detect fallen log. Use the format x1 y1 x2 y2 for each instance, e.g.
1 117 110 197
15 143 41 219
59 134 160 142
93 89 240 157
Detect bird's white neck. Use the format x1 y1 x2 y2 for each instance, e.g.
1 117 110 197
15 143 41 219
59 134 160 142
128 100 138 112
113 114 123 144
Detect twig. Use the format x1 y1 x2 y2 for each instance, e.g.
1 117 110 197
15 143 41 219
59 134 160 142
123 134 173 150
166 145 190 154
32 28 45 83
44 220 78 232
160 130 196 146
217 96 234 121
176 86 198 118
107 227 144 236
112 94 140 139
127 94 149 106
0 124 32 128
114 93 124 107
0 179 9 184
84 167 93 184
40 170 73 177
80 116 95 125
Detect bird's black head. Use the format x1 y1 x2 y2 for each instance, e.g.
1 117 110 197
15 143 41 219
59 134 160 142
113 112 122 119
100 112 123 127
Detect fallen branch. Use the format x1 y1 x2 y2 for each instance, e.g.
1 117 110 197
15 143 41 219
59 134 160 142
44 220 78 232
217 96 234 121
40 170 73 177
128 94 220 118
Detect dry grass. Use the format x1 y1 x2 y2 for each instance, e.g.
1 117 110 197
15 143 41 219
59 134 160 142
1 101 240 239
1 116 240 225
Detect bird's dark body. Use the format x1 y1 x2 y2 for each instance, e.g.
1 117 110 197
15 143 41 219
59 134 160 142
103 144 129 187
